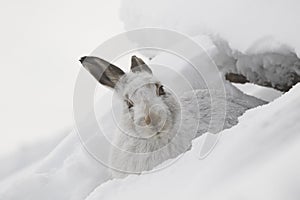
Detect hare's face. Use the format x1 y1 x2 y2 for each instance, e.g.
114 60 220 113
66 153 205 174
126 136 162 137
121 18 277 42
80 55 179 139
119 72 178 138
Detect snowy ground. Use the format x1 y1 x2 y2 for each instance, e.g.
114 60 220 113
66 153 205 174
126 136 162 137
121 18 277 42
1 0 300 199
1 83 298 200
86 83 300 200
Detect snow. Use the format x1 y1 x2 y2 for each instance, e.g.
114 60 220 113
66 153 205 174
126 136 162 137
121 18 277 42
0 131 110 200
1 0 299 199
0 49 265 199
0 130 67 181
235 44 300 91
0 0 123 157
120 0 300 92
85 83 300 200
1 75 298 200
120 0 300 56
233 83 282 102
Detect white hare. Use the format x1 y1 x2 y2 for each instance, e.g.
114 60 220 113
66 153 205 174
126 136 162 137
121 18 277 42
80 55 265 178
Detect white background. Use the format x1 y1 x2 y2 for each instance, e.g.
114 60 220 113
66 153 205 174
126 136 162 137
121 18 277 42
0 0 123 156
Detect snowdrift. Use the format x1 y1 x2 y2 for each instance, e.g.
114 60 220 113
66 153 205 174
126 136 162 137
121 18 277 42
120 0 300 92
0 76 264 200
1 1 299 199
1 81 299 199
86 83 300 200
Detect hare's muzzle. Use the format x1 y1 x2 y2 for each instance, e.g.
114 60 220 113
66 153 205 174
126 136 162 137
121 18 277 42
135 104 169 136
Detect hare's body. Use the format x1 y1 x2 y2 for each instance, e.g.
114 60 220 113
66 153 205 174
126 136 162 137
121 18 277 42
80 55 265 178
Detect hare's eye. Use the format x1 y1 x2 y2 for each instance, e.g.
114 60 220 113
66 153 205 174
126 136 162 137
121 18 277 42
125 99 134 109
158 85 166 96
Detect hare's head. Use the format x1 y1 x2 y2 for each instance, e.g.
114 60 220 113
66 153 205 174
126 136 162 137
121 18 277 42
80 55 180 139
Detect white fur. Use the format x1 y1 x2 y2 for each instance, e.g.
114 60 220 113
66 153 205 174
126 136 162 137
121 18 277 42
108 71 265 178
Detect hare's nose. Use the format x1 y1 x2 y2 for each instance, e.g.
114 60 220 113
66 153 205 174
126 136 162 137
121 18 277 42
145 115 151 125
148 111 163 126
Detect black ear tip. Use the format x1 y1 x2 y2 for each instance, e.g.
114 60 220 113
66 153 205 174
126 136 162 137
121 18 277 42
79 56 87 63
132 55 140 60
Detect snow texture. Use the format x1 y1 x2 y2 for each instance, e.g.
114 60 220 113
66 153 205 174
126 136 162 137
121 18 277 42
120 0 300 91
1 1 299 199
0 45 298 200
86 83 300 200
0 131 110 200
0 83 264 200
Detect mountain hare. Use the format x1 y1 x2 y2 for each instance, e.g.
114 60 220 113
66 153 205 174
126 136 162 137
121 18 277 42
80 55 264 178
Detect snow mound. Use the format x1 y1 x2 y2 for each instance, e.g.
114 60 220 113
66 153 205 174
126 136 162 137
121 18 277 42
152 33 300 92
86 83 300 200
0 132 110 200
0 72 298 200
0 64 265 199
120 0 300 92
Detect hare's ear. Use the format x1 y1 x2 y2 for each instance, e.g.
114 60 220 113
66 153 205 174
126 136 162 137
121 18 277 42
80 56 125 88
130 55 152 74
